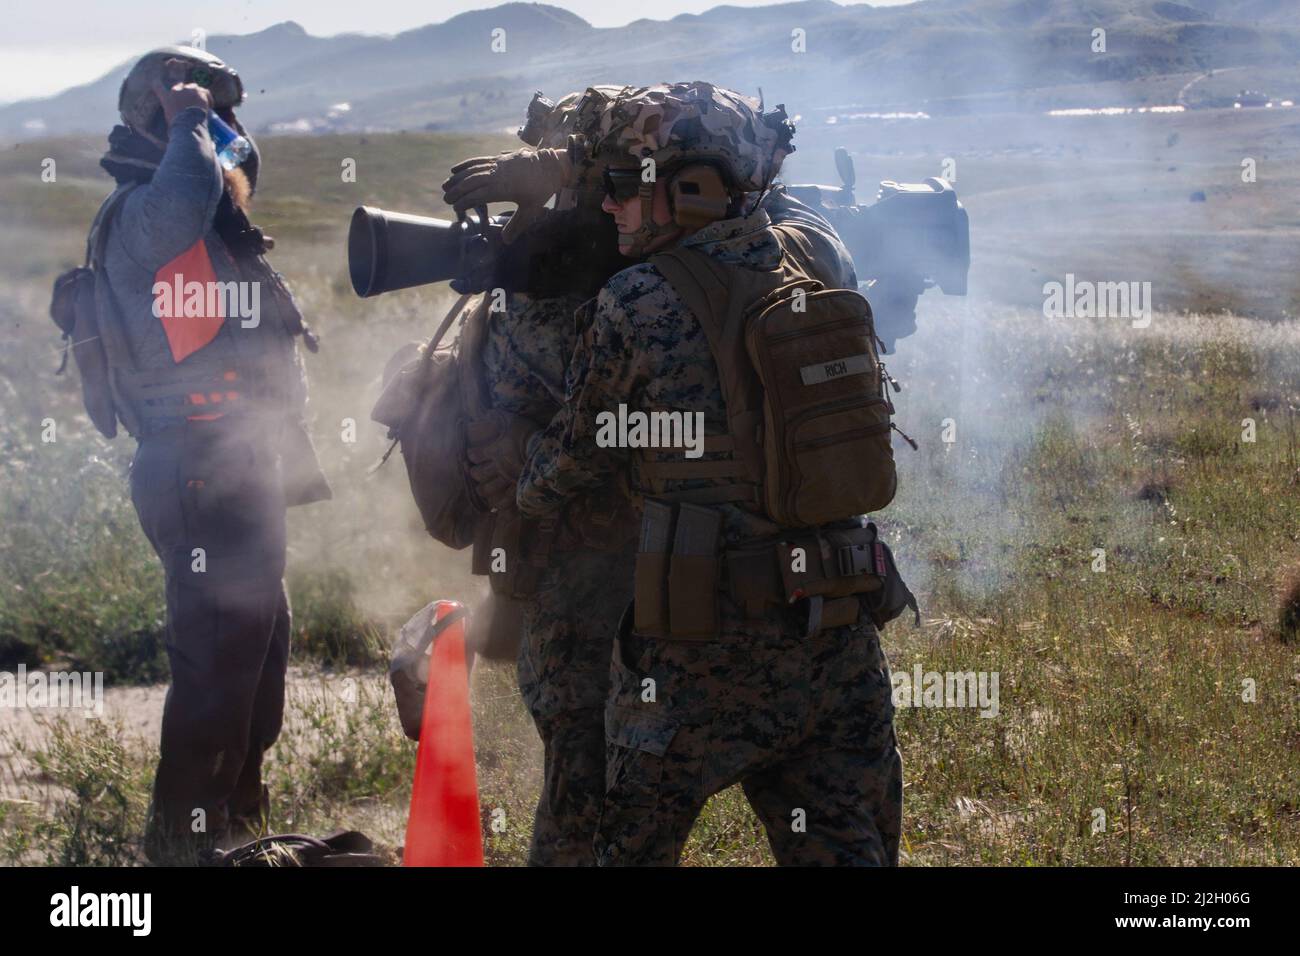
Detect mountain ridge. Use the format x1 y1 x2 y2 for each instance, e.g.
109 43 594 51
2 0 1297 137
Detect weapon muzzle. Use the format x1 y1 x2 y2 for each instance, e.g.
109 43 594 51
348 206 466 298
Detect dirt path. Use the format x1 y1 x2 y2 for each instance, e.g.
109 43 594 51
0 667 367 802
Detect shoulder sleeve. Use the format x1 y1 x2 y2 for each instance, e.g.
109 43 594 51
113 107 224 271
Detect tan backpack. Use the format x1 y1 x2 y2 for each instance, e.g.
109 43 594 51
371 294 487 550
649 224 898 528
369 294 555 617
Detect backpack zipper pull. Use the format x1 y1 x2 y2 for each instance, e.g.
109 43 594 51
891 422 919 451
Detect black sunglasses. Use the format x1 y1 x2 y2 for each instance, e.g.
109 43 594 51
602 168 643 203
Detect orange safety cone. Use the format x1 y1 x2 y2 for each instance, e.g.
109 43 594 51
403 600 484 866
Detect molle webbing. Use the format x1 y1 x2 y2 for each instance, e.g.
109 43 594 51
641 225 831 505
639 248 771 500
637 433 744 480
650 222 897 527
116 364 264 429
634 500 892 639
722 524 886 616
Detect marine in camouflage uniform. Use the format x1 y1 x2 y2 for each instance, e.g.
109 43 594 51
480 289 636 866
453 87 873 866
514 83 903 866
447 92 638 866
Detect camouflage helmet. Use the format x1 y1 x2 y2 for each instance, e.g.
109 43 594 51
585 81 794 193
520 86 627 151
118 46 245 133
516 87 627 212
567 82 794 255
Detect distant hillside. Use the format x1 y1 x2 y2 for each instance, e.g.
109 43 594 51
2 0 1297 137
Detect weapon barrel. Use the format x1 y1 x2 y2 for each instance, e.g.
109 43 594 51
347 206 465 298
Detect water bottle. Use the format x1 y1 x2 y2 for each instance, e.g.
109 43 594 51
208 113 251 171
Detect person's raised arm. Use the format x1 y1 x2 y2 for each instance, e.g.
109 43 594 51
114 78 223 271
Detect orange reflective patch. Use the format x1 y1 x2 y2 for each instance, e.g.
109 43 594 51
155 240 224 363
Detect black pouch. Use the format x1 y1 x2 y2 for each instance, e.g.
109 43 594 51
858 523 920 630
51 185 135 440
667 503 722 639
49 268 83 337
51 266 118 438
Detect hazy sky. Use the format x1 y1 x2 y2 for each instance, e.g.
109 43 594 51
0 0 912 103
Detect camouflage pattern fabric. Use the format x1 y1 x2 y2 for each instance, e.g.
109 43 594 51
474 83 646 860
599 617 901 865
537 86 628 213
481 291 584 419
519 203 794 549
583 82 792 192
517 201 903 866
480 289 635 865
516 548 634 865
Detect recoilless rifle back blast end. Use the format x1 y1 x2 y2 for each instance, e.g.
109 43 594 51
785 146 971 296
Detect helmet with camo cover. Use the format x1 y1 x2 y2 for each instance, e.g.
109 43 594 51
578 81 795 254
588 81 794 193
517 87 627 211
118 46 245 136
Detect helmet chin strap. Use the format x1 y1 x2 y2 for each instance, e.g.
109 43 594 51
617 181 685 257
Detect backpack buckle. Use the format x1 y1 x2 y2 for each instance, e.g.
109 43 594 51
837 543 874 577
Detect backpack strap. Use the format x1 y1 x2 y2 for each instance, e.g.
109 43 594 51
646 247 777 503
86 184 136 269
454 294 493 421
373 293 472 471
54 185 136 375
86 183 142 377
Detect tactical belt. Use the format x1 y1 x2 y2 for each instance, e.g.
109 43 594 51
634 499 916 640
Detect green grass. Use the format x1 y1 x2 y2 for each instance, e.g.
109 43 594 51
876 305 1300 865
0 717 151 866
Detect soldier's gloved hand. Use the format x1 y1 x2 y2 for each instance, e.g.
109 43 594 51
441 147 574 244
464 409 541 510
